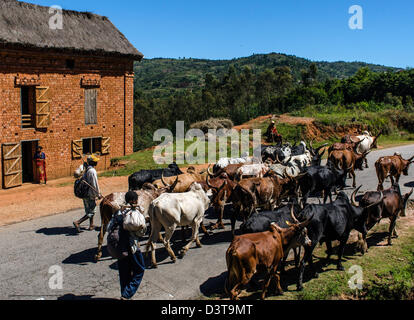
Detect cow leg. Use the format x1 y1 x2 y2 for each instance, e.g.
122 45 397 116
230 283 243 300
351 170 356 188
94 221 108 262
297 245 315 291
210 205 225 230
365 157 369 169
388 216 398 245
336 236 348 271
396 174 401 184
261 271 273 300
273 268 283 295
147 219 164 268
180 221 199 257
162 225 177 262
294 247 301 268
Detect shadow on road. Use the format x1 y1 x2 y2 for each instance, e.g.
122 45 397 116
62 247 107 265
200 271 227 297
200 240 368 300
36 226 79 237
404 181 414 188
58 294 117 300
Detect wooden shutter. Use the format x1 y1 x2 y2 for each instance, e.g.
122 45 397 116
35 87 51 129
85 89 97 125
101 137 110 155
72 139 83 159
2 143 22 189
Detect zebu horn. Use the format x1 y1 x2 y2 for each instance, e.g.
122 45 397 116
290 204 299 224
351 185 362 207
365 191 384 209
161 170 171 187
206 173 215 189
298 213 314 229
207 164 215 177
168 176 179 192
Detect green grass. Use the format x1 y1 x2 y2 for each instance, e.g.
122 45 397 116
268 221 414 300
200 220 414 301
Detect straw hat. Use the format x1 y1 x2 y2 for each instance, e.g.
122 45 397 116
87 154 100 163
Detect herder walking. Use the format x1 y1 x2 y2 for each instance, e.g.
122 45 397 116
73 154 102 232
107 191 146 300
34 146 47 184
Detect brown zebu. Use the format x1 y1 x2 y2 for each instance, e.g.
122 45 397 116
328 137 365 154
352 184 413 248
209 163 244 181
152 170 208 193
328 149 370 188
375 153 414 191
94 178 178 262
225 214 312 300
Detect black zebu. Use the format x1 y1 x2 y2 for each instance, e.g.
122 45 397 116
128 163 183 191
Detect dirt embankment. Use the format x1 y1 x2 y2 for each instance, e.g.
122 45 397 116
234 113 373 142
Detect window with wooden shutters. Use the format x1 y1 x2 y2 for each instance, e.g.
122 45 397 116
35 87 51 129
2 143 22 189
72 139 83 159
21 86 36 129
101 137 110 155
84 89 97 125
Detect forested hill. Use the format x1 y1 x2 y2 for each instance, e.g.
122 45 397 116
133 53 397 98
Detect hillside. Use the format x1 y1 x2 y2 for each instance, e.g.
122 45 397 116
134 53 398 98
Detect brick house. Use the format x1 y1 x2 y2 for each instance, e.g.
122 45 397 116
0 0 143 189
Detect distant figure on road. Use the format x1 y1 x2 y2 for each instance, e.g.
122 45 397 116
34 146 47 184
73 154 102 232
108 191 146 300
265 120 282 144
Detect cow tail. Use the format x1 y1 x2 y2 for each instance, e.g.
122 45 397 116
225 245 242 294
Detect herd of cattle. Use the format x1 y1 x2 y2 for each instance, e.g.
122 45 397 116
93 130 413 300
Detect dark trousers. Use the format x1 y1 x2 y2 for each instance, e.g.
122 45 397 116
118 250 145 299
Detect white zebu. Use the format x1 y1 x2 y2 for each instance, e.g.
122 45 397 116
214 156 260 170
235 163 270 180
146 182 212 268
355 131 382 168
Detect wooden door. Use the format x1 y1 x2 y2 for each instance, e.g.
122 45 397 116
2 143 22 189
35 86 51 129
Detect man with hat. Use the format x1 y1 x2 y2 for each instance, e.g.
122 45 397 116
73 154 102 232
265 119 281 143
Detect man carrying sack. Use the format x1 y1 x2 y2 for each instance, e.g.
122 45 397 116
73 154 102 232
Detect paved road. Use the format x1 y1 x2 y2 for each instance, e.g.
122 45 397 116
0 145 413 300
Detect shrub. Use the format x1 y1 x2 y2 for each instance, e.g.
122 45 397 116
190 118 234 133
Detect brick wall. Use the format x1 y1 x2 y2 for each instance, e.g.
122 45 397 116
0 48 136 188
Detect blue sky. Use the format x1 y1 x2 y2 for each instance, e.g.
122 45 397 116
28 0 412 68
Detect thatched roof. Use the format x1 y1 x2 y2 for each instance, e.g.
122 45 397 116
0 0 143 60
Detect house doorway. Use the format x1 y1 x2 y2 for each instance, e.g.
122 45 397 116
21 140 38 183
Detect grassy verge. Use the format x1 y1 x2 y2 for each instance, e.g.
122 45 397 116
271 220 414 300
200 217 414 301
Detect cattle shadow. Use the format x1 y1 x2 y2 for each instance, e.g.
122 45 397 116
62 247 106 265
201 229 234 246
143 241 188 268
366 231 390 248
36 226 80 237
58 294 117 301
404 181 414 188
199 271 227 297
